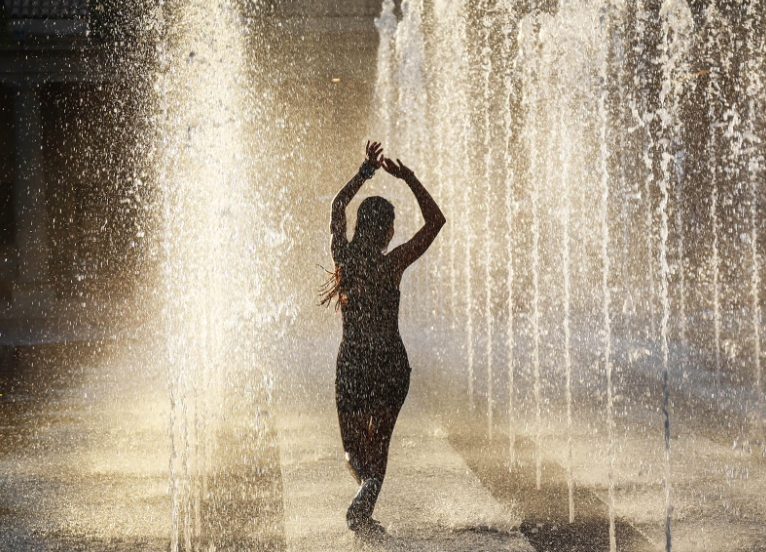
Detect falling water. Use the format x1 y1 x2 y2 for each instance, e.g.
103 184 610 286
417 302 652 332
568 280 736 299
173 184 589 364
373 0 397 147
559 95 575 524
394 0 428 324
722 14 753 403
658 90 673 552
635 0 657 342
431 19 446 329
658 2 692 549
433 0 466 331
502 1 518 469
616 17 634 332
519 14 543 490
642 106 657 341
481 2 495 440
431 7 448 323
531 94 542 490
750 171 762 400
703 6 724 389
456 3 476 414
153 1 273 549
674 150 687 353
428 0 477 412
596 4 615 548
744 3 763 405
466 181 476 414
709 95 722 389
439 0 464 331
442 0 474 414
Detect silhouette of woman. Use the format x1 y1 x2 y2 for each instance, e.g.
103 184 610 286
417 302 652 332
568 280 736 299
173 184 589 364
322 141 446 536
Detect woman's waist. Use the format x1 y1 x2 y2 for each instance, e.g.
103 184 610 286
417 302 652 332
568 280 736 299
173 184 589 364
339 330 404 350
341 316 399 335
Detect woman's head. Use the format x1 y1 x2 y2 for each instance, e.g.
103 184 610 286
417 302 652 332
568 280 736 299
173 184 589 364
320 196 395 309
352 196 395 252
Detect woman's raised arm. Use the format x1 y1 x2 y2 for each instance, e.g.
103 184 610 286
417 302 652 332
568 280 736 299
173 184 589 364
330 141 384 259
384 158 446 277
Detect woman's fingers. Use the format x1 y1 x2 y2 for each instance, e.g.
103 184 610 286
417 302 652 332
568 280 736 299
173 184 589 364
382 158 396 174
382 157 408 178
366 140 381 156
392 159 414 178
366 141 386 168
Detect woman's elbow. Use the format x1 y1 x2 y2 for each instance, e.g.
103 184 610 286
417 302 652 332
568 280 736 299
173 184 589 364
427 215 446 236
435 212 446 230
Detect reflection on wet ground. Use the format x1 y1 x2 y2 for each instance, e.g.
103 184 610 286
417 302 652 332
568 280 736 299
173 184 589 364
0 341 284 552
1 328 765 551
0 343 171 551
412 317 766 552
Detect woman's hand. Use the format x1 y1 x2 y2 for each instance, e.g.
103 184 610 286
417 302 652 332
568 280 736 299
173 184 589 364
382 158 415 181
365 140 384 169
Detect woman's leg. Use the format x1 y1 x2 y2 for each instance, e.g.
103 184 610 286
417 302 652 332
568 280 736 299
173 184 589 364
340 409 385 530
343 406 401 529
368 407 401 483
338 410 372 484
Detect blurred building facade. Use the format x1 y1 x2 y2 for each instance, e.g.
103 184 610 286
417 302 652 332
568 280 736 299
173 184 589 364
0 0 99 344
0 0 386 344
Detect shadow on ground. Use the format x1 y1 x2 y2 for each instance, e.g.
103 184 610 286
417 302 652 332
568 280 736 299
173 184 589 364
448 427 657 552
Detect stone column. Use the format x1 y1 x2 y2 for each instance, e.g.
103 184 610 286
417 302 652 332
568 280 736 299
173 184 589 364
12 85 54 316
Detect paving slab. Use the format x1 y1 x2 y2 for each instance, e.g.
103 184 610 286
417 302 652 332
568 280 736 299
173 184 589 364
275 397 533 552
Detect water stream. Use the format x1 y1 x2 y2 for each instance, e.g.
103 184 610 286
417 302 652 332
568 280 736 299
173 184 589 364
371 0 765 549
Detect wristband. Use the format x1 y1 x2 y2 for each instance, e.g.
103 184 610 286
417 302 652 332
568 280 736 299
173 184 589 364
359 160 377 180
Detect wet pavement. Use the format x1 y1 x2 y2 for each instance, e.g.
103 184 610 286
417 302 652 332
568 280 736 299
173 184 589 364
0 341 284 552
1 323 764 552
275 387 532 552
414 316 766 552
0 343 171 551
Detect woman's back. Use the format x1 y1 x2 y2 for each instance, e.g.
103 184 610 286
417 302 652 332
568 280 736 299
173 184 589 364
339 254 401 349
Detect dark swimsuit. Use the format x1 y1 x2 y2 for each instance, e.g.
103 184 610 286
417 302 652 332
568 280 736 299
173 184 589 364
335 256 411 414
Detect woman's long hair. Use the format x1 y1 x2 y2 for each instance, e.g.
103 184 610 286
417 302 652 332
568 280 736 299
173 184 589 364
321 196 395 309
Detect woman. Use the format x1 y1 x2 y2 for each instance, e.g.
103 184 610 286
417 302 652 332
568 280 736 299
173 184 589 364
322 141 446 536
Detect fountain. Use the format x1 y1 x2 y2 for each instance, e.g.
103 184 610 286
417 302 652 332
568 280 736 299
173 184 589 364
558 84 575 525
1 0 764 550
481 0 496 440
371 0 765 550
501 1 519 471
152 0 286 548
744 1 763 413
